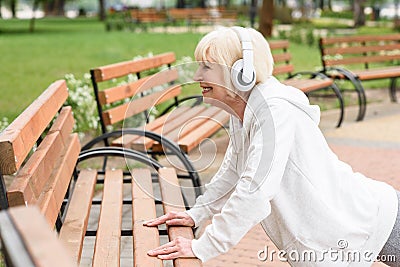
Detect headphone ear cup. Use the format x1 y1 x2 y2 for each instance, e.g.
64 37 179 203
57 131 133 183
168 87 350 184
230 59 256 92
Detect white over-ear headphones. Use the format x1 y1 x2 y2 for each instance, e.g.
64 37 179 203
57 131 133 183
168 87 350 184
230 26 256 92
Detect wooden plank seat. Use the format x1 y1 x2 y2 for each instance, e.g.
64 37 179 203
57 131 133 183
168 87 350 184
0 206 76 267
89 52 230 198
319 33 400 121
270 40 344 127
0 80 202 267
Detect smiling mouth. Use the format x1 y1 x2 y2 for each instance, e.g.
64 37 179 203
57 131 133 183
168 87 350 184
201 86 212 94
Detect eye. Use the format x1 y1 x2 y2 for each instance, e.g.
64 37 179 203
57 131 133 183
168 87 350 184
203 62 211 69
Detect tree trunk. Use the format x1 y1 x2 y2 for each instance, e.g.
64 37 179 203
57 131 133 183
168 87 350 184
353 0 366 27
327 0 332 10
199 0 206 8
10 0 16 18
318 0 324 10
249 0 257 28
176 0 185 8
0 0 2 18
259 0 273 37
29 0 40 32
98 0 106 21
55 0 65 16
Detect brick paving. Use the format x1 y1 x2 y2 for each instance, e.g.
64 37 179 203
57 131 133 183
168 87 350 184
198 99 400 267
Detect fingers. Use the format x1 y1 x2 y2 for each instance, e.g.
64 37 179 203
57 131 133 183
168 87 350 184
165 218 183 226
147 237 195 259
143 211 195 227
149 240 176 252
143 212 177 226
157 252 181 260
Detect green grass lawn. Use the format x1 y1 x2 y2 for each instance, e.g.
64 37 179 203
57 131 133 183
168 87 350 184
0 17 396 122
0 18 204 120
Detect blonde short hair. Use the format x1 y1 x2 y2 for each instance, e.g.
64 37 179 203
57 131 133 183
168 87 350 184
194 27 274 87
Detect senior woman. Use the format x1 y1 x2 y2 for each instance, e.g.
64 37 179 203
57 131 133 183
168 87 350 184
144 26 399 266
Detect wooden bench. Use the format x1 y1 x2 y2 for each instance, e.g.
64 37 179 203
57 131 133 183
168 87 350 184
168 8 211 26
0 80 202 267
270 40 344 127
0 206 76 267
89 52 230 197
319 34 400 121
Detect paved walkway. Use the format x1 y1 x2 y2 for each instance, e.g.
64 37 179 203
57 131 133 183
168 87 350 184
190 97 400 267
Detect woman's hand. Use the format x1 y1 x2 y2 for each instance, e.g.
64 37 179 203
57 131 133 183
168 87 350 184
147 236 195 259
143 211 195 227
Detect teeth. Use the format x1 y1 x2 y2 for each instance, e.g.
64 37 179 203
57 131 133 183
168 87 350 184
202 87 212 93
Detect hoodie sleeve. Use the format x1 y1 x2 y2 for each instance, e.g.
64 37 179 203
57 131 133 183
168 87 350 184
186 140 241 227
191 99 296 262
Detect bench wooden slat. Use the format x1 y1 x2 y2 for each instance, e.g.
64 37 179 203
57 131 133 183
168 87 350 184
131 106 207 151
131 169 163 267
149 105 215 152
103 85 182 126
283 78 333 93
323 43 400 55
272 64 295 75
0 210 36 267
0 80 68 175
93 169 123 267
8 206 77 267
177 110 230 153
7 106 76 206
324 54 400 66
158 168 202 267
98 69 179 105
59 169 98 263
268 40 289 49
272 53 292 63
162 106 223 143
111 106 191 149
352 66 400 80
92 52 176 82
48 106 75 146
320 33 400 45
37 133 80 226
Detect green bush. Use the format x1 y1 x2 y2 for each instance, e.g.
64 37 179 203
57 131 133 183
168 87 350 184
320 10 353 19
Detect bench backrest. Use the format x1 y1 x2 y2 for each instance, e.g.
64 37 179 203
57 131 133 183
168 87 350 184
319 34 400 70
168 8 209 20
90 52 181 134
0 80 80 226
130 9 168 22
269 40 295 77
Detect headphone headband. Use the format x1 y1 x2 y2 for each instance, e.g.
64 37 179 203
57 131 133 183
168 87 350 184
231 27 254 84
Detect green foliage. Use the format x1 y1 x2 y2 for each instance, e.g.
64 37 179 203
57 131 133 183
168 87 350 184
63 54 196 137
0 118 9 133
64 73 99 138
320 10 354 19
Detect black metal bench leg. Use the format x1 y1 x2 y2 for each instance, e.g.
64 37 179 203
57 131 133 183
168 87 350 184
330 83 345 127
390 78 398 103
0 173 9 210
327 68 366 121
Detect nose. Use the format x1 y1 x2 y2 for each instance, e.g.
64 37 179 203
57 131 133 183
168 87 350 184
193 67 202 82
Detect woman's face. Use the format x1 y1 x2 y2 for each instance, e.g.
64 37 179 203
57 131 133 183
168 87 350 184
193 60 234 109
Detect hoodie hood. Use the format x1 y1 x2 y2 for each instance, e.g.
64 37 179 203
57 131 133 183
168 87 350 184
244 76 321 126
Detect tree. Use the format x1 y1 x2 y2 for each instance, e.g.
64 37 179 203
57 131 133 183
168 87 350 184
10 0 16 17
176 0 185 8
98 0 106 21
353 0 366 27
259 0 274 37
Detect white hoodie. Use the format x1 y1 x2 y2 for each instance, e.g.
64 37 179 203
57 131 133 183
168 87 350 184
186 76 398 266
